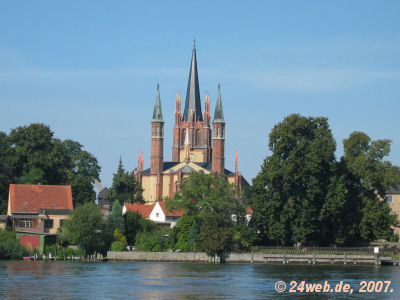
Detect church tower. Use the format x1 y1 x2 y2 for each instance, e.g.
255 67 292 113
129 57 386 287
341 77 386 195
172 41 212 163
212 84 225 174
150 84 164 200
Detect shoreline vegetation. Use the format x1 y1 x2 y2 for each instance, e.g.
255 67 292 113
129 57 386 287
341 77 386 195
1 115 400 262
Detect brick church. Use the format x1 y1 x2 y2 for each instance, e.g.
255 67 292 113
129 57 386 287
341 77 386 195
137 43 249 203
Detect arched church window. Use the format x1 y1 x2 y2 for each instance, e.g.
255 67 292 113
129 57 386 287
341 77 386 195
181 130 185 146
160 127 163 137
155 127 159 137
221 127 224 138
195 129 200 147
217 127 220 137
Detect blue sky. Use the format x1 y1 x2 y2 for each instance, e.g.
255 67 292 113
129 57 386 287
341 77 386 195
1 1 399 189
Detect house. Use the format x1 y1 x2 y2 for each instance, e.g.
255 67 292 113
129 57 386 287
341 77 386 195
122 201 184 228
7 184 73 254
387 185 400 236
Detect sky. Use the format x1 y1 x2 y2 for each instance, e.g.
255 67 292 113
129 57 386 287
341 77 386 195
1 1 399 189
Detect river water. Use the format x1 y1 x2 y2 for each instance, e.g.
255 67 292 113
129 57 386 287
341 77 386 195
1 260 400 299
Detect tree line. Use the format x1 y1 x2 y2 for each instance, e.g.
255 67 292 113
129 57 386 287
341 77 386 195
0 123 101 212
250 114 400 246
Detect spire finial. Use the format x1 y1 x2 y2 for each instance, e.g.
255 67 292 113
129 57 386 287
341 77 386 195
157 83 159 91
193 38 196 49
218 83 220 91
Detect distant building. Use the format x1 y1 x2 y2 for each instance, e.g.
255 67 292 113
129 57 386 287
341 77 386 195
136 43 249 203
122 201 184 228
387 185 400 236
7 184 73 254
97 187 111 217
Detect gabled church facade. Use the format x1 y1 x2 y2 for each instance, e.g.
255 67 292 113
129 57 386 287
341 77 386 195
137 44 249 203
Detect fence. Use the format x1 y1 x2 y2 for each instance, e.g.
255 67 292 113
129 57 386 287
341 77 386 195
251 246 396 257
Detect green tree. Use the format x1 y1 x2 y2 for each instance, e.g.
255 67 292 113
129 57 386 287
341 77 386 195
339 132 398 242
109 200 124 233
168 171 244 222
108 157 143 205
0 132 14 213
198 214 233 259
168 171 244 256
0 124 100 209
251 114 336 245
124 211 157 245
64 203 112 256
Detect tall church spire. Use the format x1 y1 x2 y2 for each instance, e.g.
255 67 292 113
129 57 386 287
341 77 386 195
213 84 225 124
152 83 163 122
182 41 203 122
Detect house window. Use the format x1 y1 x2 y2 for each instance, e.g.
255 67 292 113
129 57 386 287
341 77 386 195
44 219 54 229
17 219 33 228
387 196 393 203
156 213 159 218
60 219 67 227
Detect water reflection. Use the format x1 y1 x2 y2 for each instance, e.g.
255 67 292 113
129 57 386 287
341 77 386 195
1 261 400 299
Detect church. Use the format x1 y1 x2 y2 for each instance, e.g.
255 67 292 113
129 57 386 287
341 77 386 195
137 43 249 203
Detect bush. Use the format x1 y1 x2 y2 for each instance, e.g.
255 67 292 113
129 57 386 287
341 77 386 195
111 241 126 251
135 231 169 252
113 229 127 250
390 233 399 243
0 230 29 260
0 240 29 260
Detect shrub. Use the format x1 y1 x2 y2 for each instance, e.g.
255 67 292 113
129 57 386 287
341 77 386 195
135 231 168 252
390 233 399 243
111 241 126 251
0 240 29 260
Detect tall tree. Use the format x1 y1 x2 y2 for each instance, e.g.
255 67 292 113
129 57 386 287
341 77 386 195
64 203 112 256
108 157 143 205
0 124 101 208
251 114 336 245
109 200 124 234
0 132 14 213
168 171 245 256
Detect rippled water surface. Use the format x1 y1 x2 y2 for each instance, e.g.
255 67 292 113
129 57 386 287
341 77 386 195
1 260 400 299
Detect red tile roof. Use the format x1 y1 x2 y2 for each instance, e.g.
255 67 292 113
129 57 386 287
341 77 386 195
124 203 154 218
9 184 73 214
245 206 253 214
158 201 185 217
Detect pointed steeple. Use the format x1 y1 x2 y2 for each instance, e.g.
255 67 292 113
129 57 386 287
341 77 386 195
213 84 225 124
182 40 203 122
152 83 163 122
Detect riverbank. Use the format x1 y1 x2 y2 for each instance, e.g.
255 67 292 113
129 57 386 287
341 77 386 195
107 251 393 265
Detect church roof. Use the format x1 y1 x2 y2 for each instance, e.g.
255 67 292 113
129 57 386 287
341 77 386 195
182 42 203 122
152 84 163 122
141 161 234 176
213 84 225 124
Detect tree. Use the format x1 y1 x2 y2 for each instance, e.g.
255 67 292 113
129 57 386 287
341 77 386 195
168 171 245 256
325 132 399 242
124 211 157 245
0 132 13 213
109 201 124 234
0 124 101 209
198 213 233 259
64 203 112 256
108 157 143 205
168 171 244 222
251 114 336 245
